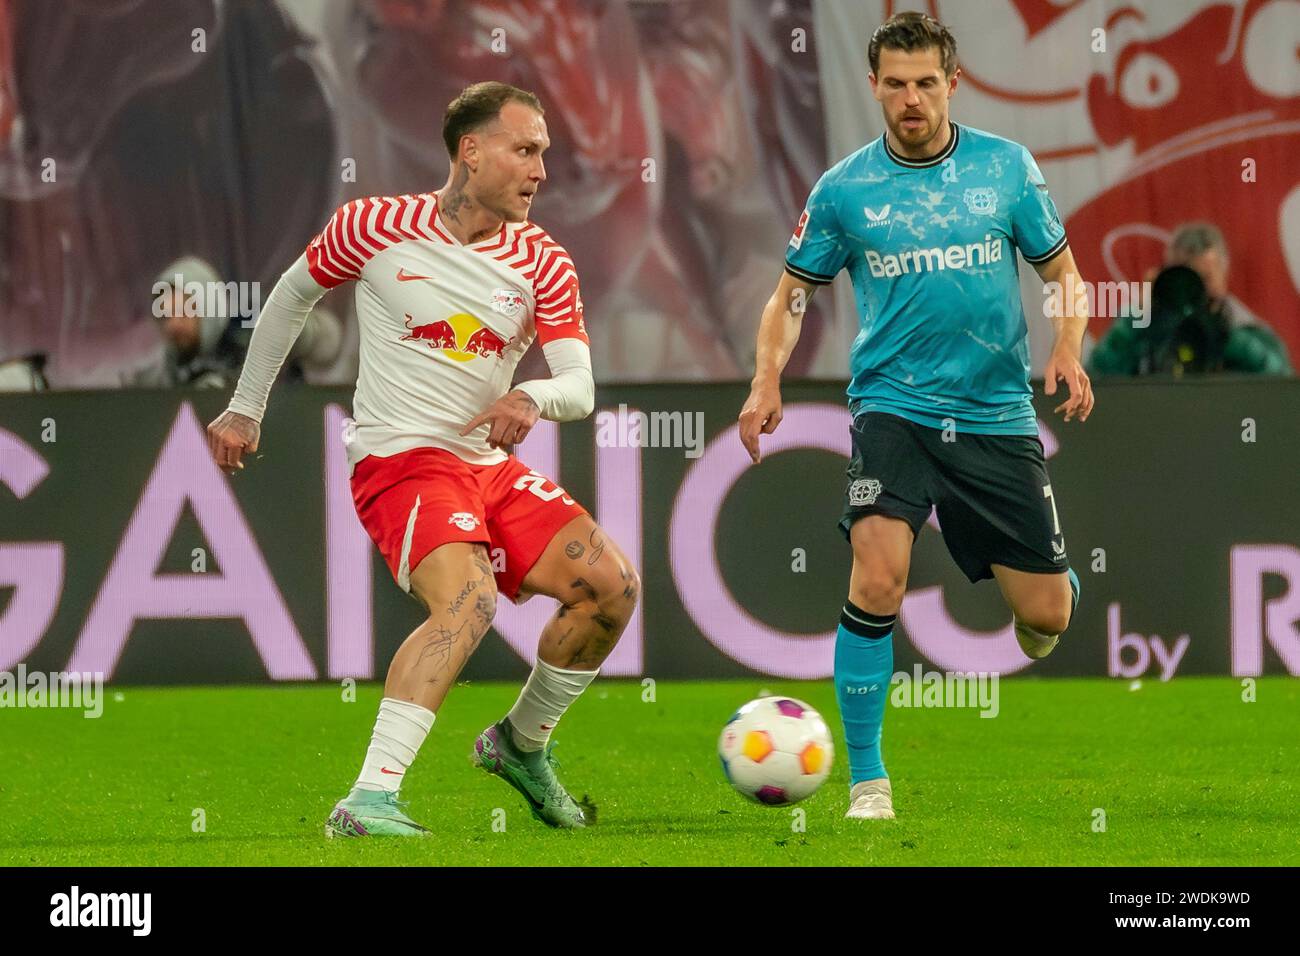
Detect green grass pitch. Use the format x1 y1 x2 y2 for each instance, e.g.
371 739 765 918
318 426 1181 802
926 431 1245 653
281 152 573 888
1 678 1296 866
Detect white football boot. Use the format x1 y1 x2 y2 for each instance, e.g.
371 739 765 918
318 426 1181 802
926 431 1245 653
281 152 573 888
845 777 895 820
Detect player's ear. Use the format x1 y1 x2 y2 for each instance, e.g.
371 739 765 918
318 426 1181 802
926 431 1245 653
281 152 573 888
868 71 881 99
460 135 478 173
948 67 961 97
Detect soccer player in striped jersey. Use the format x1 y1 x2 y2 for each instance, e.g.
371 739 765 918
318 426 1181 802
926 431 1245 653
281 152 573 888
739 13 1092 821
207 82 640 836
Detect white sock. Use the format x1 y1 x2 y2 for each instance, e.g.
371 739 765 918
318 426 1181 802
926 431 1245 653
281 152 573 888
506 659 598 752
354 697 436 793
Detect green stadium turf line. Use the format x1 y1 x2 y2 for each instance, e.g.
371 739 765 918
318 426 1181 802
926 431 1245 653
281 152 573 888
0 678 1295 867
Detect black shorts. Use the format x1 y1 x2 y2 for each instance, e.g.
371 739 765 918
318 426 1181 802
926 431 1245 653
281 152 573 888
838 412 1070 582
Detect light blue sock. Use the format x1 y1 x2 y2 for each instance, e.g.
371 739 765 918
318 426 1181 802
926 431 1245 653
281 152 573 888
834 603 894 785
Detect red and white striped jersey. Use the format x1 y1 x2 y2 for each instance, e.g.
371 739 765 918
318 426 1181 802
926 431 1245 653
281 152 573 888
305 191 589 469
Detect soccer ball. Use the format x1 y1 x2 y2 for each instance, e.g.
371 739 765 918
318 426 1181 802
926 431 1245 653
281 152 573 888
717 696 834 805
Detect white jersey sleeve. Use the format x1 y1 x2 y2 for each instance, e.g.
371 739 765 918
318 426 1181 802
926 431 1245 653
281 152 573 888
514 338 595 421
227 253 326 422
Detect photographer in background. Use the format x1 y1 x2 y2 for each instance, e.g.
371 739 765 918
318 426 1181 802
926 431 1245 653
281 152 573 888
123 257 250 389
1089 223 1292 376
123 257 343 389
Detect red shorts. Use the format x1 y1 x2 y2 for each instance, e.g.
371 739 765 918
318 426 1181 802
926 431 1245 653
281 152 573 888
350 446 587 602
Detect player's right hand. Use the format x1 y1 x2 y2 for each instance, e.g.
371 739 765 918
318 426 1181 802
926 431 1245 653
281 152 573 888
206 410 261 472
738 382 783 464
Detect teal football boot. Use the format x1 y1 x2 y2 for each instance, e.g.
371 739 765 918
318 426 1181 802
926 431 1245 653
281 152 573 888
472 719 589 829
324 788 430 838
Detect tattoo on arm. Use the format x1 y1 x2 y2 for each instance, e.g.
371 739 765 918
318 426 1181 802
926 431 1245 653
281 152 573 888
565 540 584 560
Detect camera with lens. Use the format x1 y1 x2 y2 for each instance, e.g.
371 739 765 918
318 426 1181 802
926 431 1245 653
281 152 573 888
1139 265 1229 375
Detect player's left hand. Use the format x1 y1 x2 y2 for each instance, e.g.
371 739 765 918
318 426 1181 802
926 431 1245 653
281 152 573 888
1043 342 1094 423
206 409 261 472
461 389 540 449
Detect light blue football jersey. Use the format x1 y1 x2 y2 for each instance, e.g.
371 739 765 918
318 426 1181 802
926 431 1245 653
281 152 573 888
785 122 1067 435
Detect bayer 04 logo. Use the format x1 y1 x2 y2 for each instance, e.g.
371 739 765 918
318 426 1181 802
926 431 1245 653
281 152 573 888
718 696 834 806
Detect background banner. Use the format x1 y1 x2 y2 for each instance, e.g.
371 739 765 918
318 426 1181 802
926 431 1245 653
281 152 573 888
3 381 1297 682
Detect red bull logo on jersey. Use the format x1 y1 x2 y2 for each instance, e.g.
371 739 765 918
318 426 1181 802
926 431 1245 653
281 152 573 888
400 312 515 363
448 512 481 531
489 288 526 319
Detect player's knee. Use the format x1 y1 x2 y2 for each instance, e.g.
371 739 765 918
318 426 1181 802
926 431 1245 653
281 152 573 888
558 571 632 639
595 564 639 632
618 564 642 611
849 570 905 617
1019 602 1070 637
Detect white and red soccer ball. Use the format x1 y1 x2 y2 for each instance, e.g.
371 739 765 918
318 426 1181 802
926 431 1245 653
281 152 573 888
718 696 833 806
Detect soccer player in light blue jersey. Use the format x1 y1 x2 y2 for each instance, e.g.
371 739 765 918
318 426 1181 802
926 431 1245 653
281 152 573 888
739 12 1094 821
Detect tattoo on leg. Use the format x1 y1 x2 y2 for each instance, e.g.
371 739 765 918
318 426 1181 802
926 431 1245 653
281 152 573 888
416 619 468 671
572 631 616 668
447 548 494 617
447 578 478 617
565 540 585 560
553 625 575 650
472 591 495 635
586 529 606 567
